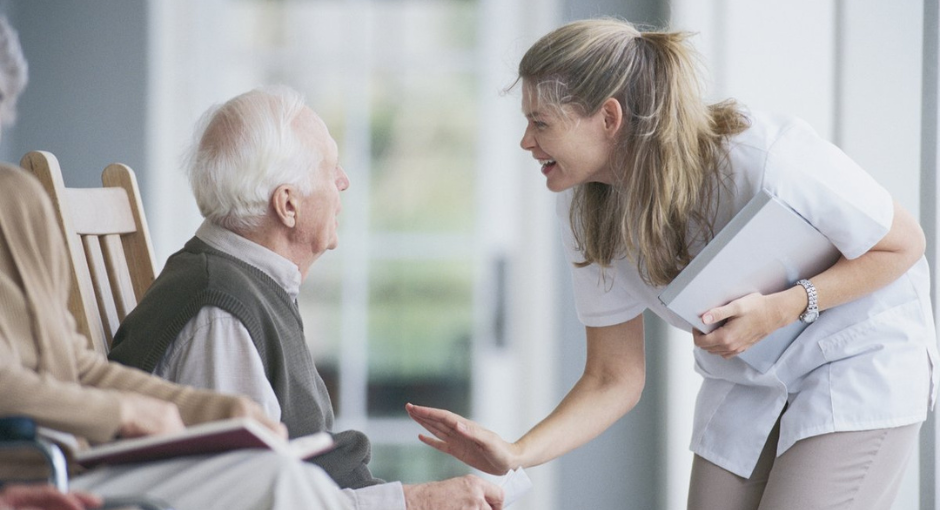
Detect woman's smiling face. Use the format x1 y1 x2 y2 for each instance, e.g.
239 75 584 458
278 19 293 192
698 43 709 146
519 83 619 192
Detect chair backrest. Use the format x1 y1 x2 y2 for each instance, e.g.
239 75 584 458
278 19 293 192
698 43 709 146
20 150 157 355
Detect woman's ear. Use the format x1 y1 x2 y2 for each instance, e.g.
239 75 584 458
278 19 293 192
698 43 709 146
271 184 298 228
601 97 624 137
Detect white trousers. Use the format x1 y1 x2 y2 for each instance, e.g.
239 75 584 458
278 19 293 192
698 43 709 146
72 450 351 510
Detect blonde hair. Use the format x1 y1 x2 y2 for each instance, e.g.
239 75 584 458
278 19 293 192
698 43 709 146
519 19 748 286
0 16 27 126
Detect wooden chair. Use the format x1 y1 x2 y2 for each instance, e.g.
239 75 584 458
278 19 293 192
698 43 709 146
10 153 174 509
20 150 157 354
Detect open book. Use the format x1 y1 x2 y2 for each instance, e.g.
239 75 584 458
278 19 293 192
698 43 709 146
40 418 333 468
659 190 841 372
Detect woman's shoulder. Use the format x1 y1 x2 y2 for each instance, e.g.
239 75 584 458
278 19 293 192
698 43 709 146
724 111 827 180
0 161 38 185
731 110 819 149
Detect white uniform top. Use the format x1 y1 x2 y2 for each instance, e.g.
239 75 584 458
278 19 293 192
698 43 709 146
560 111 940 478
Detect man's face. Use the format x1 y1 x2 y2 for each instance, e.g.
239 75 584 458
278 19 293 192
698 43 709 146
292 108 349 264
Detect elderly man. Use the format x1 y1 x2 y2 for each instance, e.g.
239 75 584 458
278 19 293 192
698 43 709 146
109 86 503 510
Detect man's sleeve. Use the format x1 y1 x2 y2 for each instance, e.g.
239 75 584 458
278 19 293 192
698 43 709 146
341 482 406 510
154 306 282 420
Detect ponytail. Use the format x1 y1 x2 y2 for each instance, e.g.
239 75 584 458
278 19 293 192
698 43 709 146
612 31 726 285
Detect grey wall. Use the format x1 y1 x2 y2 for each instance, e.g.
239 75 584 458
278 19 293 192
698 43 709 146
1 0 149 191
555 4 668 510
561 0 668 27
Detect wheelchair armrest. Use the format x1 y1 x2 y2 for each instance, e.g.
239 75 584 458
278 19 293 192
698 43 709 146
0 417 68 491
100 495 176 510
0 417 175 509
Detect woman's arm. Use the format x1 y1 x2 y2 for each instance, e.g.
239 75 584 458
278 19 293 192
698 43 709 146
515 315 646 466
0 352 126 443
408 314 646 473
696 200 925 357
0 484 102 510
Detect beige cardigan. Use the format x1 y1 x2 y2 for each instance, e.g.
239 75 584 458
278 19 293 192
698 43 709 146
0 163 242 475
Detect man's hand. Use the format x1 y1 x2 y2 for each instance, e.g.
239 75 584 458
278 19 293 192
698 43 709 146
403 475 504 510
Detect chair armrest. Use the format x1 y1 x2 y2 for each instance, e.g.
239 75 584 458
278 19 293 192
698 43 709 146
99 495 176 510
0 417 68 491
0 417 175 509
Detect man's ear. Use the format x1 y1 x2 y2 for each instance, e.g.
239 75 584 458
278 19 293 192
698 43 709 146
601 97 624 137
271 184 298 228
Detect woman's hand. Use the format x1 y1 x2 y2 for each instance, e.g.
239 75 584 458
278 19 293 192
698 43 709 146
693 288 804 358
225 396 288 440
120 393 287 440
695 200 927 361
407 318 646 474
406 403 518 475
117 393 185 438
0 485 101 510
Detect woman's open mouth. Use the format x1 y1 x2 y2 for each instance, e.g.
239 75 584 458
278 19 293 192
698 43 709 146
539 159 556 175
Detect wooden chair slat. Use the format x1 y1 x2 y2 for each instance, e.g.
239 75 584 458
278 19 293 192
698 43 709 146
20 150 156 354
64 188 136 235
100 234 137 322
67 232 108 354
102 163 156 298
82 235 120 350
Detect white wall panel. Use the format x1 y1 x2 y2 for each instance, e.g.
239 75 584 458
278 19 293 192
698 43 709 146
721 1 836 139
841 1 923 213
670 1 929 509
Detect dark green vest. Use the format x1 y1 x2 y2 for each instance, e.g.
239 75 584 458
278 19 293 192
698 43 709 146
109 237 380 488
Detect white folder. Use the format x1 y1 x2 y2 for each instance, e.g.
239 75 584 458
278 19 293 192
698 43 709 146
659 190 841 372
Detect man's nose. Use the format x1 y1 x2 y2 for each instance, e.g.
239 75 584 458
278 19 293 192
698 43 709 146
337 166 350 191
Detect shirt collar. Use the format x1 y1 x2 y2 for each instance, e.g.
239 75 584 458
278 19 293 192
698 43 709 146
195 220 302 300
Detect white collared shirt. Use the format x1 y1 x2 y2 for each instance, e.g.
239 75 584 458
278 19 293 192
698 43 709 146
155 220 406 510
561 111 939 477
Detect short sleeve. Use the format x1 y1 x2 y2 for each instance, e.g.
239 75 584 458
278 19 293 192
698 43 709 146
557 191 646 327
762 118 893 260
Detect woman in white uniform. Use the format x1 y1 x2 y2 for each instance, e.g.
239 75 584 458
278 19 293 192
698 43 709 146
407 18 939 509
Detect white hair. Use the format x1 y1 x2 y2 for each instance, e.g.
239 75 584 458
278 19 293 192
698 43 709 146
185 85 320 232
0 15 28 126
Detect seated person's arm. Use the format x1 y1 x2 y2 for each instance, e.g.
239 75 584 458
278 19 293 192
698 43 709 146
0 336 129 443
24 312 284 440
